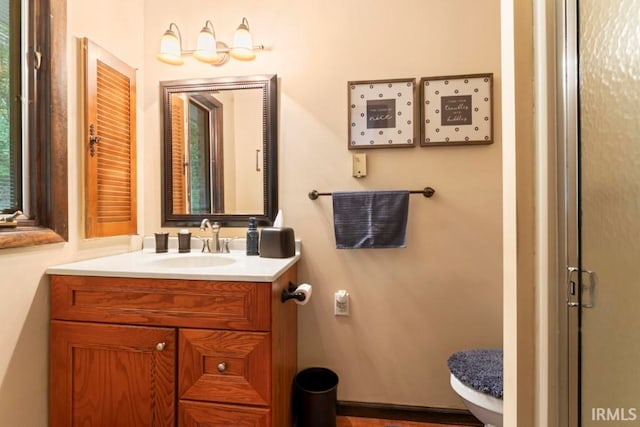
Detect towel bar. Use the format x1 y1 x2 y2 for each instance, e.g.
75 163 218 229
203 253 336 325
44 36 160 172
308 187 435 200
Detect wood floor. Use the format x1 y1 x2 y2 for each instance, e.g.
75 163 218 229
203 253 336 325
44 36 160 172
337 416 467 427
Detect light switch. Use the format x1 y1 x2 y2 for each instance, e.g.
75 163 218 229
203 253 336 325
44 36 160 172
334 290 350 316
352 153 367 178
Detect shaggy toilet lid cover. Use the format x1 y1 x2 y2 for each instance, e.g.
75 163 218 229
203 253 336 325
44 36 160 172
447 349 503 399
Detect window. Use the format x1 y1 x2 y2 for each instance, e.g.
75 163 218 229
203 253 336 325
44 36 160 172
188 100 212 214
170 94 224 216
0 0 21 213
0 0 67 250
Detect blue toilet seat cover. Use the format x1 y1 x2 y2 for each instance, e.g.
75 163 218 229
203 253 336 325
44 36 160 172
447 349 503 399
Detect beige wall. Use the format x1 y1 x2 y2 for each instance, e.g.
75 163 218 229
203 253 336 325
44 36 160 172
0 1 145 426
232 90 264 213
144 0 503 408
218 89 264 213
219 91 238 211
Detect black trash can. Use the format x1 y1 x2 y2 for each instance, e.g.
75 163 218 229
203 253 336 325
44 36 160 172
294 367 339 427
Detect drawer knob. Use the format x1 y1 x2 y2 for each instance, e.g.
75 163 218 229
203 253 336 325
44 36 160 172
217 362 227 373
156 342 167 351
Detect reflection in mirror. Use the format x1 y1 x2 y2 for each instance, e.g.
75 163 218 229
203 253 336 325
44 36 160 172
170 92 221 214
161 75 277 227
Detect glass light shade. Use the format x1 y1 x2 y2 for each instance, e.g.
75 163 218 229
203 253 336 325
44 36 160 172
157 29 184 65
230 19 256 61
193 26 221 64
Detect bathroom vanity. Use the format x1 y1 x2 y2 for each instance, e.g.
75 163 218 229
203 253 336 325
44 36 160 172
47 245 300 426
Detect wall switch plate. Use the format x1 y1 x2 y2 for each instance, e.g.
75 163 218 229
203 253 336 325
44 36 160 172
352 153 367 178
334 290 350 316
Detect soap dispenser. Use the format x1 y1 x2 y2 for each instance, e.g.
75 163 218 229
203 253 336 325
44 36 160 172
246 217 259 255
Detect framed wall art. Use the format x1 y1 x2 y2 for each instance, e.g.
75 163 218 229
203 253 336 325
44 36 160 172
348 78 416 149
420 73 493 146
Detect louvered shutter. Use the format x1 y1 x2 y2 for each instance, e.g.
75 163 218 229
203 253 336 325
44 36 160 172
83 38 137 237
171 94 186 214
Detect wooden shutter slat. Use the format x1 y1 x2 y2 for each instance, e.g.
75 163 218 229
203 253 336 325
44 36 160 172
97 173 131 182
97 112 130 126
97 62 130 86
97 177 131 186
171 95 186 214
97 64 129 82
97 159 131 172
96 87 130 104
96 198 132 205
84 38 137 238
97 98 131 116
97 78 130 95
96 187 132 194
97 142 132 158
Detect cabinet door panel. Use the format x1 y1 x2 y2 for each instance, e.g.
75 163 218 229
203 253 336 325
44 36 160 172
180 401 270 427
180 329 271 406
50 321 175 427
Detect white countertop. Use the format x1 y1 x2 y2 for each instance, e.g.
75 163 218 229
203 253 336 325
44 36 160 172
47 238 300 282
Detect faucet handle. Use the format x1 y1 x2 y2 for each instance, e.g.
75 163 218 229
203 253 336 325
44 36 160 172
220 238 232 253
200 237 212 253
212 222 221 232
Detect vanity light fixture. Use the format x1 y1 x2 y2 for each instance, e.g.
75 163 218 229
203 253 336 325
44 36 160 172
230 18 256 61
157 23 184 65
193 20 220 64
156 18 264 66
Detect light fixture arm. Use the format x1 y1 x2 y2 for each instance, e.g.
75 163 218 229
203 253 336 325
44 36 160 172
239 17 250 31
167 22 182 50
203 19 216 39
207 44 265 54
212 41 230 67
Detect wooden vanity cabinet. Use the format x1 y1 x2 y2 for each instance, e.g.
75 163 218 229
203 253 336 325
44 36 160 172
49 264 297 427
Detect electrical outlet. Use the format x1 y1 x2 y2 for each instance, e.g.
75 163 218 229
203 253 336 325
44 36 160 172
334 290 350 316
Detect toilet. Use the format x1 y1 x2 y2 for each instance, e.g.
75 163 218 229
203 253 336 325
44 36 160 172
447 349 503 427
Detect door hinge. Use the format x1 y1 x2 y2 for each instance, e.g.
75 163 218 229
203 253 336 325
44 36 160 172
567 266 596 308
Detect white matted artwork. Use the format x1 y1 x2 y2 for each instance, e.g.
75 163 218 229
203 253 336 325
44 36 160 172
420 73 493 146
348 78 416 149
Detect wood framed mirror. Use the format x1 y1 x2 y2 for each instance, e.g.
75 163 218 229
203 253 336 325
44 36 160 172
160 74 277 227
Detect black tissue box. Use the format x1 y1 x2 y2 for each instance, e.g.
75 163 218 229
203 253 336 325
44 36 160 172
259 227 296 258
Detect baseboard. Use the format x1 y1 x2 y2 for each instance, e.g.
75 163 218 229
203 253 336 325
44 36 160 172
337 400 483 426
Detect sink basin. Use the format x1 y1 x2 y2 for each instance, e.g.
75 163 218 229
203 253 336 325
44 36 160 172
151 254 236 269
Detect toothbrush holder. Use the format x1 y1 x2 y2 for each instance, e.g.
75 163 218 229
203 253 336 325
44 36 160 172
178 231 192 253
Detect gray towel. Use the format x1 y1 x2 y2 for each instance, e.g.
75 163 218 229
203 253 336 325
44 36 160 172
332 191 409 249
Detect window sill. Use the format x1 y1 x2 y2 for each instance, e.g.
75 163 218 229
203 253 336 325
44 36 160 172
0 226 66 250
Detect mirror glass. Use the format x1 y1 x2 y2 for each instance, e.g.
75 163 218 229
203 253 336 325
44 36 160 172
161 74 277 227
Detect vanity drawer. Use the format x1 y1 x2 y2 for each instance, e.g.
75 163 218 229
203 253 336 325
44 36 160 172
50 275 271 331
179 401 270 427
179 329 271 406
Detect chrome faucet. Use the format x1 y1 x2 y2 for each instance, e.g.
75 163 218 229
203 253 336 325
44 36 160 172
200 219 221 253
